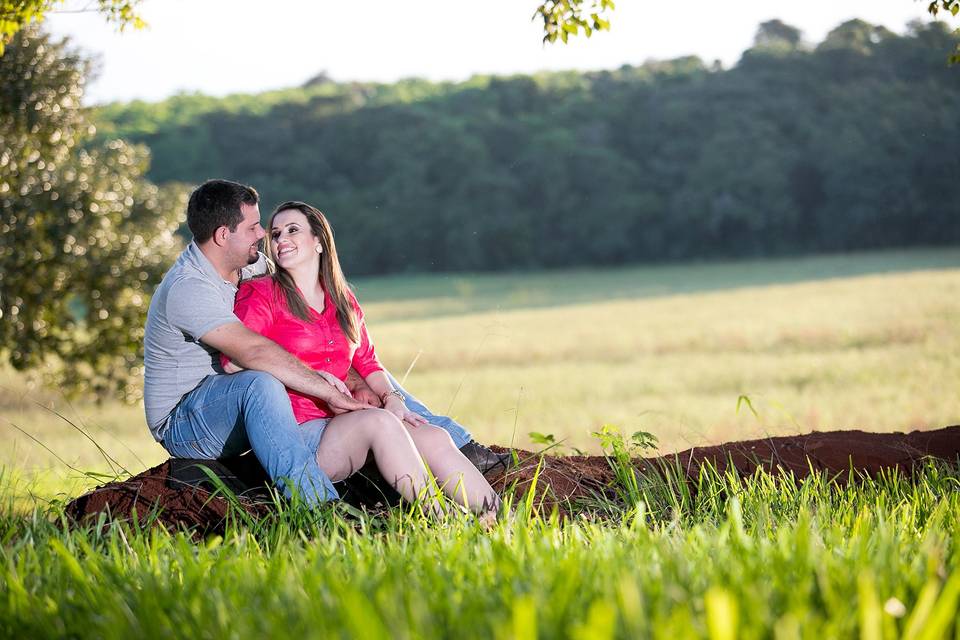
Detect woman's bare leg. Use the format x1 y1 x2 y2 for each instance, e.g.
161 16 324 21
404 424 501 514
314 409 441 510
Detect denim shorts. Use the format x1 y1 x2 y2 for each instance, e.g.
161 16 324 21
299 418 331 456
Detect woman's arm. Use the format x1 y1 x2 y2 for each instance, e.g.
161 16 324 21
348 292 422 422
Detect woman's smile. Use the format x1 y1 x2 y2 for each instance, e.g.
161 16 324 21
276 244 297 260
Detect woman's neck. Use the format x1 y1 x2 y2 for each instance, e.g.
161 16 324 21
286 262 324 299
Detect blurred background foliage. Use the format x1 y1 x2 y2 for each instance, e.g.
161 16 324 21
0 28 186 399
92 18 960 277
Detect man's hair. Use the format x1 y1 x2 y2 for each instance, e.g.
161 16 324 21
187 179 260 243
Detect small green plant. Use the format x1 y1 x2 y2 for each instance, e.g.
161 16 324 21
591 424 659 457
527 430 573 456
590 424 659 507
528 431 556 447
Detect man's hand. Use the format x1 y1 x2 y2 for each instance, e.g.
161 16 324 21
327 390 368 415
317 370 352 397
317 371 365 414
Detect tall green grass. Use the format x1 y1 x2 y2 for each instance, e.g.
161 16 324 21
2 249 959 637
1 460 958 639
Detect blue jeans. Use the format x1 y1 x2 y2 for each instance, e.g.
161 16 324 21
161 370 472 505
161 371 339 505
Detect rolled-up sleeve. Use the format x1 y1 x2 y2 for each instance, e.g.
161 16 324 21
350 297 383 378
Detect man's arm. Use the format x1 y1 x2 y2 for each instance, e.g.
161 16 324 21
201 322 366 414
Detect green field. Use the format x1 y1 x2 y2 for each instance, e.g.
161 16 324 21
2 248 960 637
2 454 959 638
2 248 959 494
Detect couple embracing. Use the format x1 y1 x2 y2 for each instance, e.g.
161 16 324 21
143 179 505 519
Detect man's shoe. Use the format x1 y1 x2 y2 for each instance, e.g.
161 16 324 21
459 440 512 475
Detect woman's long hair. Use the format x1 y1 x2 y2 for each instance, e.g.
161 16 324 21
265 201 359 344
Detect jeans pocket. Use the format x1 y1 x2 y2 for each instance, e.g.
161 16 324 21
163 429 216 459
184 437 215 458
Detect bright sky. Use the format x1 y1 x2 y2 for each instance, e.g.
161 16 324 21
44 0 937 105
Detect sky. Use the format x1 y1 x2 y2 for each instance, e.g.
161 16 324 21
43 0 939 105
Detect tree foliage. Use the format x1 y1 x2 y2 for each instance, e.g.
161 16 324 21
928 0 960 62
538 0 960 65
0 0 144 55
1 1 956 63
0 28 186 398
535 0 614 43
94 19 960 278
0 1 957 62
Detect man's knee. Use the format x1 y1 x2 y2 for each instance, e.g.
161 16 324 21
239 370 286 397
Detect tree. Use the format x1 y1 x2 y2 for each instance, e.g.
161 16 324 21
928 0 960 62
0 0 144 54
536 0 960 65
0 28 187 398
1 0 955 60
535 0 615 43
753 19 804 52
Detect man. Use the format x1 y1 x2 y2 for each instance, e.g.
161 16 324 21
144 179 506 506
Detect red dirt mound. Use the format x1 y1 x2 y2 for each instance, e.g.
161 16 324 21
488 425 960 513
65 426 960 532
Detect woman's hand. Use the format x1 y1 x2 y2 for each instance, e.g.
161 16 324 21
352 386 383 408
384 395 428 428
345 368 380 406
222 360 244 374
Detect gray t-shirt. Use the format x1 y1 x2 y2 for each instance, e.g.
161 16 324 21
143 241 267 441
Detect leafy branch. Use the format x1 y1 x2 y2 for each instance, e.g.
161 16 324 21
928 0 960 62
0 0 145 55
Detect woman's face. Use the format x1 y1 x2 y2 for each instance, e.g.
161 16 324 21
270 209 322 271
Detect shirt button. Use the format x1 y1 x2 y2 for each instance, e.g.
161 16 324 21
325 358 331 362
328 340 334 345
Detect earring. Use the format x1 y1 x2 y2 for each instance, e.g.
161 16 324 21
315 245 323 254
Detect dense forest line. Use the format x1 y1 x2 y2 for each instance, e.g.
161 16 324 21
94 19 960 276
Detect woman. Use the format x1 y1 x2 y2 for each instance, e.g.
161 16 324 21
225 200 500 518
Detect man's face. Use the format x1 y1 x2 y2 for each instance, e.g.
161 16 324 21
224 202 265 269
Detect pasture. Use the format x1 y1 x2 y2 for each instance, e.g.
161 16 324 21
2 248 959 498
2 248 960 638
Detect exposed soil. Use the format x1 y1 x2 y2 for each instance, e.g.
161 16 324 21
64 426 960 533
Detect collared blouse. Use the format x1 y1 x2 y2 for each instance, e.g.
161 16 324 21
228 275 383 423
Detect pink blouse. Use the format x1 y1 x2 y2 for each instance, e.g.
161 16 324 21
228 276 383 423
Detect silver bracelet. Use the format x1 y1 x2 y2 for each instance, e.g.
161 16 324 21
380 389 404 404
